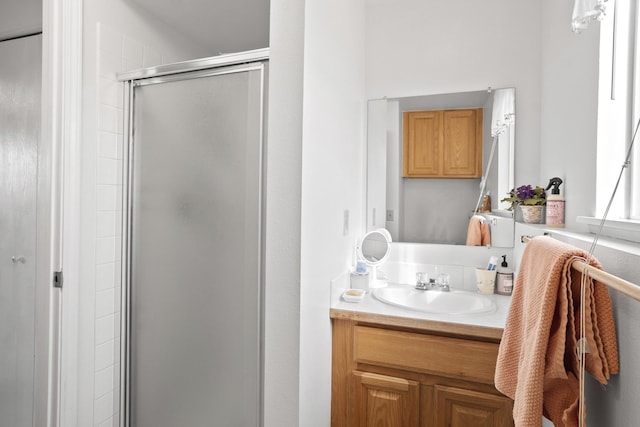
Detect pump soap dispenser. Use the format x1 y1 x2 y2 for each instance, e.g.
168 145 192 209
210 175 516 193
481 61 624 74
545 177 565 227
496 255 513 295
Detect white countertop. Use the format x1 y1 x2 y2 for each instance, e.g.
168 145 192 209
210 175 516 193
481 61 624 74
330 283 512 332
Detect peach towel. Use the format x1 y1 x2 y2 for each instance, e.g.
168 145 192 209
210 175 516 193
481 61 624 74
495 236 618 427
466 215 491 246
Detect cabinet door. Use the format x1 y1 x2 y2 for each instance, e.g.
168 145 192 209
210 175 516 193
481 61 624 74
403 110 441 177
403 109 482 178
434 385 513 427
442 109 482 178
353 371 420 427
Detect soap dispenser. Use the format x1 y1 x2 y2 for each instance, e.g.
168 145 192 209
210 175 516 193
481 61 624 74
545 177 565 227
496 255 514 295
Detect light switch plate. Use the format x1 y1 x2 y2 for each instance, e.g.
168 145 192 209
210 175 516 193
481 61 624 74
343 210 349 236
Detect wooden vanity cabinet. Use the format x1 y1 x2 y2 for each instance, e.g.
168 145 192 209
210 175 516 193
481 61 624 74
352 371 420 427
331 315 513 427
403 108 483 178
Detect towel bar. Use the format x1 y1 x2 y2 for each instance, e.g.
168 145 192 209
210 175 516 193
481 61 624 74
521 235 640 302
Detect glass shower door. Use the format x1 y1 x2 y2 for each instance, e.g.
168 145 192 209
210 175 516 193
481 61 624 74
0 34 42 427
127 64 265 427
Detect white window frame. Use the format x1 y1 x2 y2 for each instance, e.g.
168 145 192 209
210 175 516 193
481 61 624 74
584 0 640 241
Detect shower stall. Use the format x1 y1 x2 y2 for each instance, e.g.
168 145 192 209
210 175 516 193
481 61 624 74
0 33 42 427
119 49 268 426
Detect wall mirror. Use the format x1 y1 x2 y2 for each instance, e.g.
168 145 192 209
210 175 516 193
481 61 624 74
366 88 515 247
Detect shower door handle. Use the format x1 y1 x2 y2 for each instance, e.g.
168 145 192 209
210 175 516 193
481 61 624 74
11 256 26 264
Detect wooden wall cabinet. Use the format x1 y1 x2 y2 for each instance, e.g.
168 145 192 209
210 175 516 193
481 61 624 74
331 317 513 427
403 108 483 178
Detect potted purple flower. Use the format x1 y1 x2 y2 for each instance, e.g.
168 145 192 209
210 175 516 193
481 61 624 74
501 185 546 223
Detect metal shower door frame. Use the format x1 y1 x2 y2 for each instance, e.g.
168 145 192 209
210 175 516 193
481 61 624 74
118 48 269 427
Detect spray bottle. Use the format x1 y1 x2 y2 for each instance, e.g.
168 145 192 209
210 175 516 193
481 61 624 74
545 177 565 227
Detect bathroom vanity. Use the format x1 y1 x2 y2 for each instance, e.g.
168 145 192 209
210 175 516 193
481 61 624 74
330 293 514 426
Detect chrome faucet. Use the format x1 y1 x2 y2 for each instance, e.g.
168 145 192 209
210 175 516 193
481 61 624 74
415 272 436 290
415 271 450 292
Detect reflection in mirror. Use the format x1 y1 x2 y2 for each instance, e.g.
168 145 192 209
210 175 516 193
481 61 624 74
473 88 516 221
366 88 515 247
358 228 392 264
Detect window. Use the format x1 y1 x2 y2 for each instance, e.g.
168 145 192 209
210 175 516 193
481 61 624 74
595 0 638 221
583 0 640 242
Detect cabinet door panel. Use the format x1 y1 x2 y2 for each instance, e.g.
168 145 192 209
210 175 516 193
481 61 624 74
442 109 482 177
403 111 441 176
353 371 419 427
435 385 513 427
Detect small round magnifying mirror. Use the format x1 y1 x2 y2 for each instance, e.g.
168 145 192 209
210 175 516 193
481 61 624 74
357 229 392 287
358 229 391 264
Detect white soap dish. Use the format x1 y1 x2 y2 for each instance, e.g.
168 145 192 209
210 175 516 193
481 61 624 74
342 289 366 303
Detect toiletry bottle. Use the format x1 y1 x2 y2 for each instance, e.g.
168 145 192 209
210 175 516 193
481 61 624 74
545 177 565 227
481 193 491 213
496 255 514 295
487 255 499 271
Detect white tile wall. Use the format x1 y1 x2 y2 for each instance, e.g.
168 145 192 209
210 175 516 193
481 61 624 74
94 22 167 427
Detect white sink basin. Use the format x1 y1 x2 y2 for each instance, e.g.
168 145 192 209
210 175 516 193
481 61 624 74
372 286 496 315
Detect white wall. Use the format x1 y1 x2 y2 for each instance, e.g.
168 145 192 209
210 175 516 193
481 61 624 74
263 0 304 426
78 3 210 425
539 0 600 231
299 0 367 425
365 0 542 189
538 0 640 425
297 4 540 423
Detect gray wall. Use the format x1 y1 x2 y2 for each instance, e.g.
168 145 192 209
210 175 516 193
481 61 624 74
580 240 640 426
0 0 41 40
515 222 640 426
402 179 480 244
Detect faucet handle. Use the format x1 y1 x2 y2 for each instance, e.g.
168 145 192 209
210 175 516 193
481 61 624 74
415 272 429 290
436 273 450 292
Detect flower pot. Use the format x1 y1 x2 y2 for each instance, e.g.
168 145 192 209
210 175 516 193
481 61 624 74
520 205 544 224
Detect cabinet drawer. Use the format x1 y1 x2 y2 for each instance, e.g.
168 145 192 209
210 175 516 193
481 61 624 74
353 326 499 384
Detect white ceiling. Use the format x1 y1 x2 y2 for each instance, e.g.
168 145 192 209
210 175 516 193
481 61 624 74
128 0 270 54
